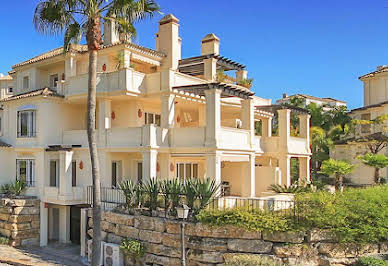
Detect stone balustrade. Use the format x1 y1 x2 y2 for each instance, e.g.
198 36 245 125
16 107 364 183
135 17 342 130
87 210 388 266
0 197 40 247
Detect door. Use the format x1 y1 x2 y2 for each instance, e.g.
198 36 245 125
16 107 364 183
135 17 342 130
50 160 58 187
70 206 81 244
49 208 60 241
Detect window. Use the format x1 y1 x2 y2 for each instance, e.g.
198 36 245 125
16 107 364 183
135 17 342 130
111 161 122 187
72 161 77 187
23 76 29 90
145 112 161 127
50 74 59 89
8 88 13 93
176 163 199 181
50 160 59 187
16 159 34 187
17 110 36 138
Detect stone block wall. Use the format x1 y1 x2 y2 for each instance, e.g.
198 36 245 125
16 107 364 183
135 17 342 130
0 197 40 247
88 211 387 266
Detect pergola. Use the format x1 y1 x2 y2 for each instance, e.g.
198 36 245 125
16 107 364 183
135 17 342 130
172 82 254 100
178 54 245 76
255 104 310 115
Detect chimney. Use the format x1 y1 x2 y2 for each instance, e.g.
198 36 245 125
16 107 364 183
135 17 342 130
156 14 181 70
282 93 288 99
201 34 220 56
104 19 120 46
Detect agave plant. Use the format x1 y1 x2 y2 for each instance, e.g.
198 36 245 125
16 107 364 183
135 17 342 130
196 178 220 214
120 180 136 211
161 179 182 215
268 183 309 194
143 178 160 215
183 178 198 215
1 180 27 197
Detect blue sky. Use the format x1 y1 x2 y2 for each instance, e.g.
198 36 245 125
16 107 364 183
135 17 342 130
1 0 388 109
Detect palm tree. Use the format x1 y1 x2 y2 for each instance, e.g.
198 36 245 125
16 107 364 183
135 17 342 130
358 153 388 184
321 158 355 192
33 1 160 264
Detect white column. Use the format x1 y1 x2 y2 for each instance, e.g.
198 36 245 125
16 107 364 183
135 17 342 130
278 109 291 151
241 99 254 147
159 153 172 180
203 58 217 81
198 105 206 127
40 202 48 247
299 114 311 152
123 50 131 69
205 89 221 147
142 150 158 181
98 99 112 130
65 54 77 78
299 157 311 183
59 206 71 244
262 117 272 137
236 70 248 82
279 156 291 187
59 151 73 198
80 208 88 256
241 154 256 197
161 93 175 129
206 152 222 193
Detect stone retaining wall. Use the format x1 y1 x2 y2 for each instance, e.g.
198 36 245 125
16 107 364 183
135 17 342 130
88 210 387 266
0 197 40 247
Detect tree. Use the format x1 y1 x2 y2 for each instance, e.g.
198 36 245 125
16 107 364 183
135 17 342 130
310 126 332 173
357 153 388 184
321 159 355 192
33 1 160 264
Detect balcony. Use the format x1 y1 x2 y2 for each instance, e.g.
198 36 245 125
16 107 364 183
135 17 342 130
171 127 206 147
63 130 88 146
106 128 142 147
43 186 86 204
218 127 251 150
260 136 310 155
61 68 145 96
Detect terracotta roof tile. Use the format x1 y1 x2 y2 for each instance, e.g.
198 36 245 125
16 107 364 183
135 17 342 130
0 88 64 103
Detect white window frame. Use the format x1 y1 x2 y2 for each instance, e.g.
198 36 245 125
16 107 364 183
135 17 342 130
111 161 122 188
16 159 35 187
145 112 161 127
49 159 59 187
17 110 36 138
23 76 29 90
49 74 59 89
176 162 199 182
137 161 143 184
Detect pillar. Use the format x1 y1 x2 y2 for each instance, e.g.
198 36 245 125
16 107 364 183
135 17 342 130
59 206 71 244
279 156 291 187
299 114 311 152
65 54 77 78
261 117 272 137
142 150 158 180
198 105 206 127
161 93 175 129
80 208 88 256
159 153 172 180
241 99 254 146
241 154 256 197
59 151 73 198
299 157 311 183
98 99 112 130
236 70 248 83
205 89 221 147
278 109 291 150
122 50 131 69
206 152 222 194
40 202 48 247
203 58 217 81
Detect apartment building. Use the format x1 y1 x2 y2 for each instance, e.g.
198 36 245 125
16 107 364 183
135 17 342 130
332 65 388 184
0 14 311 246
277 93 347 111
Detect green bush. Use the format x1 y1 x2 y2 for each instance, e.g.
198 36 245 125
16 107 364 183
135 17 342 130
0 236 9 245
224 254 282 266
0 180 27 197
197 208 299 232
120 238 146 259
355 256 388 266
295 185 388 243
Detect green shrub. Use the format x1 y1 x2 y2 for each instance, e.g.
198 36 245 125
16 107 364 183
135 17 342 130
120 238 146 259
197 208 299 232
355 256 388 266
0 236 9 245
295 185 388 243
224 254 282 266
0 180 27 197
